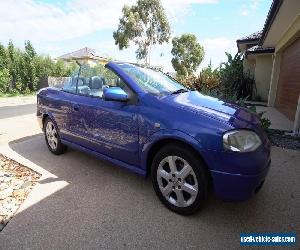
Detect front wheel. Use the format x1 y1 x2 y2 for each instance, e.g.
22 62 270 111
44 117 66 155
151 144 210 215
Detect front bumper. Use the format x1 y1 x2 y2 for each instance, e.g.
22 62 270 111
203 139 271 201
211 159 270 201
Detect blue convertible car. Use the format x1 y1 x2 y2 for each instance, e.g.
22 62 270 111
37 61 271 215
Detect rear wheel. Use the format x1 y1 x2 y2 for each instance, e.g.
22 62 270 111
44 117 66 155
151 144 209 215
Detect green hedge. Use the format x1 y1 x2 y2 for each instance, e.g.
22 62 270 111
0 40 76 95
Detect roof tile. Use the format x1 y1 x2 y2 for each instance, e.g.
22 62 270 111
58 47 108 60
245 45 275 56
237 31 262 43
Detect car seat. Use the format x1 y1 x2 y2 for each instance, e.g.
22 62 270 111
89 76 104 97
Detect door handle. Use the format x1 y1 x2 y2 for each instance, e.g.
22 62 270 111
73 104 79 111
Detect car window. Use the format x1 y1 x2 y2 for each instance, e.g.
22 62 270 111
61 78 76 94
61 64 129 98
61 76 84 94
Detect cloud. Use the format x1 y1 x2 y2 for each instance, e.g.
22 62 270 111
201 37 237 69
163 0 218 22
0 0 228 73
0 0 135 43
145 36 237 72
134 36 237 72
92 36 237 73
239 0 260 17
240 10 249 16
251 0 260 10
0 0 217 44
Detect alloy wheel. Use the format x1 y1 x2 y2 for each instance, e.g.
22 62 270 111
46 121 58 150
157 156 199 207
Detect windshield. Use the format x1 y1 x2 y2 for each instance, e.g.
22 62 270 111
117 63 186 95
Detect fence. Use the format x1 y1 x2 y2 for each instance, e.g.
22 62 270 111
38 76 70 89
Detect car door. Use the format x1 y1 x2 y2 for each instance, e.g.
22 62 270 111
56 76 89 142
69 65 140 166
46 76 80 142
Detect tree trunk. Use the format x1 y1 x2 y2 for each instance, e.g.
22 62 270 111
10 78 16 92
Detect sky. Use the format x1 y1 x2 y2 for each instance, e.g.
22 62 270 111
0 0 273 72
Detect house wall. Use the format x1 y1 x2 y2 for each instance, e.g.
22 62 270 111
268 52 282 107
254 54 273 101
98 59 108 65
62 58 108 67
267 15 300 107
243 57 255 78
82 59 108 66
265 1 300 130
85 59 98 67
76 59 99 67
274 38 300 121
276 16 300 53
263 1 300 47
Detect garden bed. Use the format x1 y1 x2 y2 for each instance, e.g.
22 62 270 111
268 130 300 151
0 154 41 231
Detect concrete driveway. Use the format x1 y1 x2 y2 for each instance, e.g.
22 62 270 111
0 98 299 249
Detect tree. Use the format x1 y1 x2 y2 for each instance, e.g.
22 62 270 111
0 43 8 69
171 33 205 77
113 0 171 64
0 43 9 93
0 40 82 94
23 40 37 91
34 55 53 79
7 40 18 90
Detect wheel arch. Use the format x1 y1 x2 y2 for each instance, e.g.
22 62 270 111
142 131 210 178
41 110 57 129
42 113 49 129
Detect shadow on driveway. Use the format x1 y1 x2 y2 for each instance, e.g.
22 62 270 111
0 134 299 249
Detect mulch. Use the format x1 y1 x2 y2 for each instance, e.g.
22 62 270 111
0 154 41 231
268 130 300 151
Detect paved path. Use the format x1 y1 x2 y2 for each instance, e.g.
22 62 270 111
256 106 294 131
0 104 36 119
0 95 36 107
0 95 38 145
0 99 299 249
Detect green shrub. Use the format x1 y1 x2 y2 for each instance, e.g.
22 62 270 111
0 40 76 95
0 68 10 94
257 111 271 131
219 52 256 100
176 52 256 103
177 62 220 93
235 101 271 131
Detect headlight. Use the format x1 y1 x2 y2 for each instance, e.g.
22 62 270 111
223 130 262 152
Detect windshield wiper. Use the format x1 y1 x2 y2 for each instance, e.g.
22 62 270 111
171 89 188 95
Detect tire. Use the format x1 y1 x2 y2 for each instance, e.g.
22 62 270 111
44 117 66 155
151 144 210 215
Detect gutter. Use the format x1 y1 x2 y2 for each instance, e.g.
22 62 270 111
245 47 275 57
236 39 260 44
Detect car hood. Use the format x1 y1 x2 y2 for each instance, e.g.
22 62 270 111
161 91 261 129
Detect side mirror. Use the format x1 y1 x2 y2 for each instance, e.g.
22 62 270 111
103 87 128 102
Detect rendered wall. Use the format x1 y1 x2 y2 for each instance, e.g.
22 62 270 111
254 54 273 101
